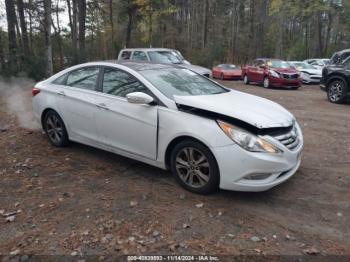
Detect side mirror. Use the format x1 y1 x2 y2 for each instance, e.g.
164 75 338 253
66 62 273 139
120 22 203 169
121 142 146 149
126 92 154 105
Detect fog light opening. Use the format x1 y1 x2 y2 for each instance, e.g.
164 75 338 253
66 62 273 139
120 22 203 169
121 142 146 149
245 173 272 180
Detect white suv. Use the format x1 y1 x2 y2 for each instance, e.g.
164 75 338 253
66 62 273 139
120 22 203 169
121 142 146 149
118 48 212 78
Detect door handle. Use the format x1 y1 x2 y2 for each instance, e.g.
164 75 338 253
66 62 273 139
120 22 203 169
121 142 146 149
57 91 66 96
96 103 109 110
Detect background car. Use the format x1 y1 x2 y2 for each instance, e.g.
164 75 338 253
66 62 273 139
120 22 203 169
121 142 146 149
118 48 212 78
303 59 330 70
320 56 350 103
329 49 350 65
289 61 322 84
32 61 303 194
242 58 302 89
212 64 242 80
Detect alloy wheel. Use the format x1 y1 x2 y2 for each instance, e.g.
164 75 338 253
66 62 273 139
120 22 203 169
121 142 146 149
328 81 343 102
263 77 269 88
244 75 249 84
46 114 64 144
175 147 210 188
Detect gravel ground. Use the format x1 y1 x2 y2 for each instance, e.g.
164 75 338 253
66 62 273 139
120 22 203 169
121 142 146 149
0 80 349 260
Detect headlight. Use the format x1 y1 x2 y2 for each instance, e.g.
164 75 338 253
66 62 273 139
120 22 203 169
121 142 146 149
217 120 282 153
301 72 309 78
269 70 280 78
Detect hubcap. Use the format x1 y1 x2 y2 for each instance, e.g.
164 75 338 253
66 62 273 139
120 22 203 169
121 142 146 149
329 82 343 102
175 147 210 188
264 78 269 88
46 114 63 143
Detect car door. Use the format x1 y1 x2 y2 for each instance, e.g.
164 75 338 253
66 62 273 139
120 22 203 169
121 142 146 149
94 67 158 160
248 60 259 82
55 66 101 143
255 60 265 83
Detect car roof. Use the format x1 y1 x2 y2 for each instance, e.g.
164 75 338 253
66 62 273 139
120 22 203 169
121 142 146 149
120 48 176 52
104 60 179 71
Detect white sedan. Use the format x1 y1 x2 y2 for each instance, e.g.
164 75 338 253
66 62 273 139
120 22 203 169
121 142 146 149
32 62 303 194
289 61 322 84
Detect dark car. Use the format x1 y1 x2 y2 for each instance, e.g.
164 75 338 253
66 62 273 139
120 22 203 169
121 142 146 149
320 56 350 103
242 58 302 89
329 49 350 65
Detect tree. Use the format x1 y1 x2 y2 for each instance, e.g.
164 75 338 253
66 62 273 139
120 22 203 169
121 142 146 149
78 0 86 62
17 0 30 58
5 0 18 72
43 0 53 76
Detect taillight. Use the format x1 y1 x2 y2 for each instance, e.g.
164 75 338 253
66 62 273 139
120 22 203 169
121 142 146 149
32 87 40 97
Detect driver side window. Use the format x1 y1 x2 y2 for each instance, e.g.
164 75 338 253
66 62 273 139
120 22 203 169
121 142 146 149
102 68 151 98
132 51 148 61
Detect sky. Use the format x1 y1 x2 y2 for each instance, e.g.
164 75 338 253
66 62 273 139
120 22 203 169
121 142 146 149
0 0 70 31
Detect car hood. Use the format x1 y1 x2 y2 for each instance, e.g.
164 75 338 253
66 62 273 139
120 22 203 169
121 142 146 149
174 90 294 129
179 64 211 74
300 68 322 75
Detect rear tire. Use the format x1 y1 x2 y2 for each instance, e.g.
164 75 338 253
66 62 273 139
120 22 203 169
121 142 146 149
43 110 69 147
170 139 220 194
327 78 347 104
243 75 250 85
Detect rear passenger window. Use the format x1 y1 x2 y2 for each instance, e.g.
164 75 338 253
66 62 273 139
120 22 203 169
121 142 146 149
132 51 148 61
102 68 151 98
52 74 67 85
66 67 100 91
121 51 131 60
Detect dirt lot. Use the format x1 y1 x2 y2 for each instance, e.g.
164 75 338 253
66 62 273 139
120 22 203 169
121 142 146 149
0 80 349 259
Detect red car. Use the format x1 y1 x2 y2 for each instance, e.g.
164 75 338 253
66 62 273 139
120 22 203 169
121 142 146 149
242 59 302 89
212 64 242 80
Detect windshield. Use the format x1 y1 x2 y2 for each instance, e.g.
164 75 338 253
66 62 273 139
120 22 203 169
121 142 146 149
291 62 316 70
219 64 237 69
148 51 184 64
140 68 228 99
267 60 292 69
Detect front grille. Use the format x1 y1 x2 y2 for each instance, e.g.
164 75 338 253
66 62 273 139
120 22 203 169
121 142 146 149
282 73 299 79
271 125 299 150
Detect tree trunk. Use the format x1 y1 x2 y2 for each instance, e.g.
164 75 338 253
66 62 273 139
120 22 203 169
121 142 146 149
149 5 153 47
5 0 18 72
109 0 114 57
0 29 5 71
202 0 209 49
28 0 33 53
17 0 30 57
44 0 53 76
78 0 86 62
126 11 133 48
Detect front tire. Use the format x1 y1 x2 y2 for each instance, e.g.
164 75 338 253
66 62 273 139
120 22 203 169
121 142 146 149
170 139 220 194
43 110 69 147
263 76 270 88
243 75 250 85
327 79 347 104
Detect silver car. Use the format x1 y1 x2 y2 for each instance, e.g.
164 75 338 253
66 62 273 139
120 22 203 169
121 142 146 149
117 48 212 78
